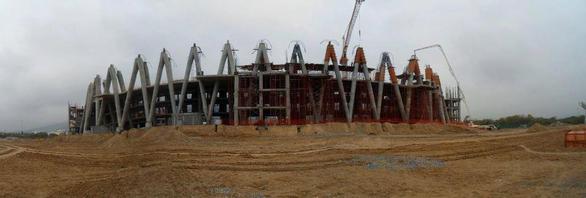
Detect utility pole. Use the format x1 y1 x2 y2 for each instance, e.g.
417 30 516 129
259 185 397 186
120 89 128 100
580 102 586 124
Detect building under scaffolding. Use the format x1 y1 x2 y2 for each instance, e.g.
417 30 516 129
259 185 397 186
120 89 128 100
69 41 462 133
68 104 84 133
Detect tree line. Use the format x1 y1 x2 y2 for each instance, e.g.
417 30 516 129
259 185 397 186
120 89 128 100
0 132 55 139
473 114 585 129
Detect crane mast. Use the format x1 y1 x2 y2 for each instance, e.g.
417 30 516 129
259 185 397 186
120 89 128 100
340 0 365 66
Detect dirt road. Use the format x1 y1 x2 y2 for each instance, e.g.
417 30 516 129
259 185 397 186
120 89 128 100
0 125 585 197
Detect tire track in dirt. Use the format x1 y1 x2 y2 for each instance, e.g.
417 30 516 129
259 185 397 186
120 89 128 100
0 128 556 159
519 145 586 156
0 144 24 160
0 128 572 174
176 160 353 172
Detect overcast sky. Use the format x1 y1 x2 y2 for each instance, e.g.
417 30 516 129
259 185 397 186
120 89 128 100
0 0 585 131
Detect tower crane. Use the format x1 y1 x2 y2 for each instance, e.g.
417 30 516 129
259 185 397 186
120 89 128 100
340 0 365 66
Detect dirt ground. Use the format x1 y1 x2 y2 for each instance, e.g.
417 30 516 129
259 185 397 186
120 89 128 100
0 124 585 197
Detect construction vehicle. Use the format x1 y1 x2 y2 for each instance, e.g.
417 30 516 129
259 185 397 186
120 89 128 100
340 0 365 66
467 121 498 131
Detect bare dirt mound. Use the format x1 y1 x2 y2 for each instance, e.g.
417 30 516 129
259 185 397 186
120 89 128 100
527 123 548 133
300 123 475 136
49 133 113 144
101 127 190 148
440 124 477 134
2 124 586 197
100 128 148 148
382 123 476 135
136 127 190 145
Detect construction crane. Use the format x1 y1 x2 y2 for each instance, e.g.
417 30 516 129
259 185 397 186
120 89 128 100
414 44 471 119
340 0 365 66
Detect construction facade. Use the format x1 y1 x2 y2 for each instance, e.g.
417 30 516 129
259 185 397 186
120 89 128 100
69 41 461 133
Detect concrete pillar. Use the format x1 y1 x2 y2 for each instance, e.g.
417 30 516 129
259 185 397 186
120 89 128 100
120 61 139 130
117 70 126 92
348 62 359 118
162 51 178 125
147 53 166 128
394 84 408 122
259 73 264 124
138 59 152 127
436 89 446 124
234 74 239 126
177 45 196 115
405 86 413 121
376 70 384 121
428 90 434 122
108 66 123 132
82 82 94 133
362 63 379 120
285 73 291 124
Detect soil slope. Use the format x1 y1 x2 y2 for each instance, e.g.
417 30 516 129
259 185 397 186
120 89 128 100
0 125 585 197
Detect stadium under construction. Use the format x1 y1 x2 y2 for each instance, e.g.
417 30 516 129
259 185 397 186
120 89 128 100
68 0 463 133
68 41 462 133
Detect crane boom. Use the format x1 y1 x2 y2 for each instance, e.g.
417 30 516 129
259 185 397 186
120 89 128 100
414 44 471 119
340 0 365 65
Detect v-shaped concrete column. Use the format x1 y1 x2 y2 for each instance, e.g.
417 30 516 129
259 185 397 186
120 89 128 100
322 42 351 123
207 41 236 123
290 43 318 123
147 49 178 129
119 55 153 130
177 44 209 124
380 53 407 122
353 47 379 120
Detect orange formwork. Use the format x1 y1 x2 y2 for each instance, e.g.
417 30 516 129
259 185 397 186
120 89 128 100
565 131 586 148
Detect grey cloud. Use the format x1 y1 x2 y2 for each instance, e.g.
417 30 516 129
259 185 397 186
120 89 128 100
0 0 585 131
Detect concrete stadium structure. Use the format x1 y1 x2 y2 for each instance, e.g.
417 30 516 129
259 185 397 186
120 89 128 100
68 41 461 133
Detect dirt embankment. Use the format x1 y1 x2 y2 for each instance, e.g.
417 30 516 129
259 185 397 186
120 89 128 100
527 123 548 133
101 126 191 148
0 124 585 197
90 123 477 149
178 122 476 137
